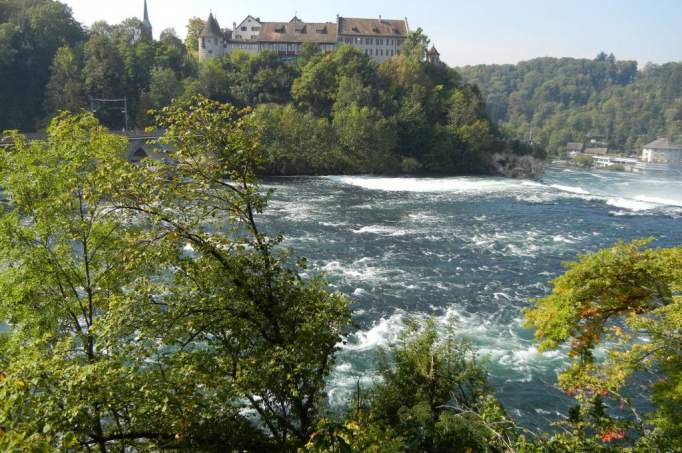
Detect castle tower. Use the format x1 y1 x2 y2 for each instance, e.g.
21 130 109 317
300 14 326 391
198 13 225 60
426 45 440 64
142 0 153 40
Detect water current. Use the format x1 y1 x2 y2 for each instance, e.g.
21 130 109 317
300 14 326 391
259 166 682 430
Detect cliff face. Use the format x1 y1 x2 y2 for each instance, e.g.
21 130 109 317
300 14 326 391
489 153 545 179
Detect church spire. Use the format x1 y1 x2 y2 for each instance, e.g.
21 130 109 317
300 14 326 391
142 0 153 40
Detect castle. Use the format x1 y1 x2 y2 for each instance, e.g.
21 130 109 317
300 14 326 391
198 14 411 63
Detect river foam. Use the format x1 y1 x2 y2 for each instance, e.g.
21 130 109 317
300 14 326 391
261 167 682 427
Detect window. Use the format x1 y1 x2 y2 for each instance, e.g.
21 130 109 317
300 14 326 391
201 37 205 48
369 49 373 56
251 26 260 31
365 38 371 45
241 26 247 31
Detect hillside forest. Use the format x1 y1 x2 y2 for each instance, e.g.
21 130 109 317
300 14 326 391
460 54 682 154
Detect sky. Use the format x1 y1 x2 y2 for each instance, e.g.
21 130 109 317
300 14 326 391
61 0 682 67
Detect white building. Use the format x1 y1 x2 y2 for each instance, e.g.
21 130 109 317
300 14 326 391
592 156 638 169
198 13 234 60
641 138 682 166
336 16 408 63
198 13 410 63
232 15 262 41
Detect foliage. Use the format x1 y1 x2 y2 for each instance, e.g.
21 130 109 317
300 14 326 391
184 17 205 55
460 56 682 154
525 240 682 450
0 0 85 130
307 320 521 452
0 102 352 451
572 154 594 168
0 113 184 451
45 45 87 116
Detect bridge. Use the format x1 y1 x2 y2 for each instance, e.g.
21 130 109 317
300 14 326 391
0 130 169 163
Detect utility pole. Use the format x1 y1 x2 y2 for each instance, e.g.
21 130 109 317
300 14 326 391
123 97 129 133
89 97 129 132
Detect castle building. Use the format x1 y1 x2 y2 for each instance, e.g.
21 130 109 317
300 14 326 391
336 17 408 63
198 13 235 60
198 13 410 62
426 46 441 64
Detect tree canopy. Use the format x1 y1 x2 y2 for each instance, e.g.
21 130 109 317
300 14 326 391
525 240 682 450
460 56 682 154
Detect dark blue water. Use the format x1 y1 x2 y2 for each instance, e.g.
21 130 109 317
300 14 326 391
259 167 682 430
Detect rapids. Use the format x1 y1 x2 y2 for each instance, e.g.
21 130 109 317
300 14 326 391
259 166 682 429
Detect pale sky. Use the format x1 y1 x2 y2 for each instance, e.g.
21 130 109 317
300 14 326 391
61 0 682 67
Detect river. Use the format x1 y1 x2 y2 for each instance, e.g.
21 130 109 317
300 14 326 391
259 166 682 430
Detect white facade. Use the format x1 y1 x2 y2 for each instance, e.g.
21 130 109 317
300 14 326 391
641 138 682 166
642 148 682 166
337 35 403 63
233 16 262 41
198 14 411 63
199 34 228 60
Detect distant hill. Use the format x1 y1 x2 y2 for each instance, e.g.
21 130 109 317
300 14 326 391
459 54 682 154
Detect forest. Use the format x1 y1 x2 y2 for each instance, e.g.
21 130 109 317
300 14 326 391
460 54 682 154
0 0 543 176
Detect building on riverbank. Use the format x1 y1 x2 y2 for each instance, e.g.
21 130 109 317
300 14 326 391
641 138 682 166
584 147 609 156
565 142 584 158
198 13 409 62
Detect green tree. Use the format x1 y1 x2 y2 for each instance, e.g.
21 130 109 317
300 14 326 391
197 57 231 102
83 32 126 126
333 104 399 173
145 67 183 110
45 45 86 115
111 96 352 448
292 44 377 117
0 113 198 451
254 104 340 174
185 17 205 56
400 27 430 62
0 0 85 130
156 28 195 79
525 240 682 449
308 321 519 452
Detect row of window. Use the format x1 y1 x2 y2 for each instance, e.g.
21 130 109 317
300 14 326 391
202 37 402 56
365 48 397 57
341 37 402 46
204 36 404 48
